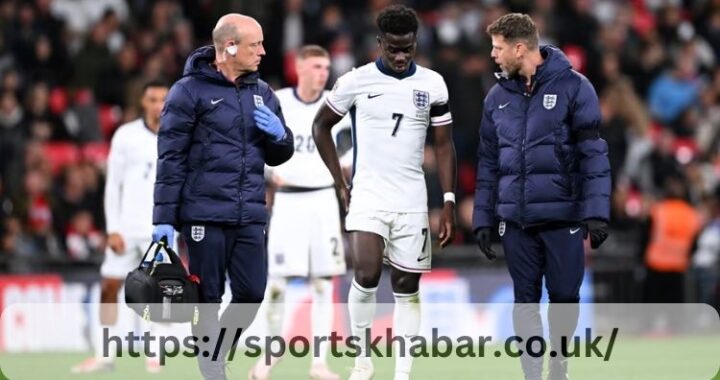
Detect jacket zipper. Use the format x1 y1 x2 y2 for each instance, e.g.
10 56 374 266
520 91 529 228
236 85 246 223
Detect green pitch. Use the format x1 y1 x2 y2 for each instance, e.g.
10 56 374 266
1 337 718 380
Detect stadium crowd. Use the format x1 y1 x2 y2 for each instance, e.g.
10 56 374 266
0 0 718 304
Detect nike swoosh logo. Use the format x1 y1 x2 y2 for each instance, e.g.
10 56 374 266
498 102 510 109
417 255 428 262
211 98 224 105
367 93 383 99
570 228 581 234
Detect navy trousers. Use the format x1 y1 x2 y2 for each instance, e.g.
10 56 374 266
500 221 585 380
182 223 267 304
182 223 267 380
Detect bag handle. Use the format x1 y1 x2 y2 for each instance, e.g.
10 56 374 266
138 238 184 269
138 240 164 269
158 238 183 266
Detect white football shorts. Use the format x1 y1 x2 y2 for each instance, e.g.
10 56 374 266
267 187 347 277
345 210 431 273
100 237 154 279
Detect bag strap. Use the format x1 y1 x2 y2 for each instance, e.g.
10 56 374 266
157 239 183 266
138 241 164 269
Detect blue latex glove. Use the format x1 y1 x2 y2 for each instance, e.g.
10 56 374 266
152 224 174 244
253 104 286 141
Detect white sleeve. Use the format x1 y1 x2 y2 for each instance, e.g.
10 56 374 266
104 132 126 234
325 71 357 116
430 76 452 127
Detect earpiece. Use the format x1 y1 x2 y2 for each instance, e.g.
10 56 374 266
226 44 237 56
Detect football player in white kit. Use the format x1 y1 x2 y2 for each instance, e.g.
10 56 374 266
249 45 346 380
312 5 457 380
72 81 169 374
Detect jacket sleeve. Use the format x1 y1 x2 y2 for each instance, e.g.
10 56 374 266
263 89 294 166
472 102 499 231
571 76 611 222
153 82 196 227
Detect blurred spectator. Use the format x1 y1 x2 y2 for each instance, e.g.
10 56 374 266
0 90 26 189
51 164 102 248
647 50 702 127
71 21 113 90
643 177 702 304
65 210 103 261
95 42 140 107
24 81 70 141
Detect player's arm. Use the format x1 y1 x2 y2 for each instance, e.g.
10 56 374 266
571 76 611 223
104 132 126 254
432 120 457 248
312 104 347 202
431 78 457 247
153 82 196 228
313 74 356 212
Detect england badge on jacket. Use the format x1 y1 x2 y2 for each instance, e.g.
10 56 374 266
543 94 557 110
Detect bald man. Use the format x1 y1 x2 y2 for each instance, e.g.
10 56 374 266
152 14 294 380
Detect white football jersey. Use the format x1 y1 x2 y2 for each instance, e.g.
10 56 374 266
104 118 158 239
326 60 452 213
271 88 348 188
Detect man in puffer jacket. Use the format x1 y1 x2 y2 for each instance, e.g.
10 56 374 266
472 13 610 380
151 13 294 380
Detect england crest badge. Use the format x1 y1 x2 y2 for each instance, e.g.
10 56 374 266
191 225 205 242
253 94 264 108
413 90 430 110
543 94 557 110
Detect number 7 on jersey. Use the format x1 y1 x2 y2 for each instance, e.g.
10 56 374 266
391 113 403 136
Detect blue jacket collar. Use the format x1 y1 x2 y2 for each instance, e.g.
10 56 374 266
375 58 416 79
495 45 572 94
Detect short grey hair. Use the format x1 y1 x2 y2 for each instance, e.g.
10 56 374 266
212 23 240 51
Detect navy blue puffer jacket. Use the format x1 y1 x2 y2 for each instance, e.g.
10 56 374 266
153 46 294 227
472 46 611 230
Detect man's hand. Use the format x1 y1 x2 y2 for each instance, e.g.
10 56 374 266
253 105 286 141
152 224 174 244
107 233 125 254
438 202 456 248
336 183 351 214
475 228 496 261
583 219 609 249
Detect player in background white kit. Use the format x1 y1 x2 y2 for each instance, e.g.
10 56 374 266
312 6 457 380
249 45 346 380
72 81 169 374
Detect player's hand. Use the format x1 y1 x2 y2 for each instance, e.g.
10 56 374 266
336 183 351 214
583 219 609 249
475 228 496 261
438 202 456 248
107 233 125 254
152 224 174 245
253 105 286 141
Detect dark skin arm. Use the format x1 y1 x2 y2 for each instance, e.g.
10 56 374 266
433 123 457 247
312 104 350 211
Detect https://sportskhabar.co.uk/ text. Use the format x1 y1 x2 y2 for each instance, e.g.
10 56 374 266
102 327 619 365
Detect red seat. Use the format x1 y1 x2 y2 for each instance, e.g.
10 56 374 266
82 142 110 166
42 142 80 175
